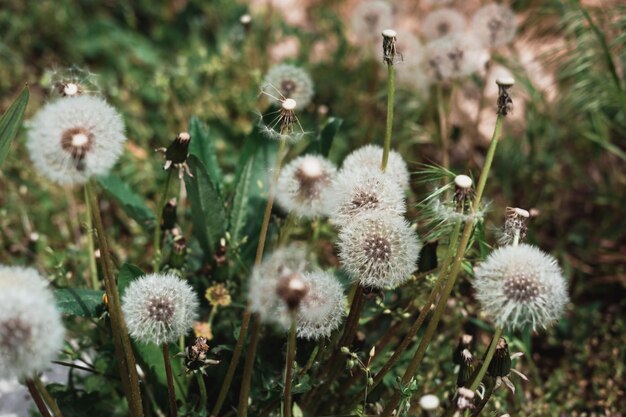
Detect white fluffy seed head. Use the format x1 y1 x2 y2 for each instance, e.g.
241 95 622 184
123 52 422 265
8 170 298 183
296 271 347 340
394 32 431 96
471 4 517 49
326 169 406 224
27 95 126 186
426 33 489 81
341 145 410 190
276 155 337 218
421 8 467 40
248 245 309 328
262 64 314 110
473 244 569 331
350 0 393 48
122 273 199 345
338 212 422 289
0 266 64 379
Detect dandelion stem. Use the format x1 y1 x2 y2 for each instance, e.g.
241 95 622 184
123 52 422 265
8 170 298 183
153 168 174 273
25 378 53 417
470 376 495 417
468 327 503 392
237 314 262 417
196 373 208 412
162 343 178 417
437 84 450 171
86 181 144 417
33 376 64 417
381 61 395 171
380 113 505 417
84 185 99 290
284 316 297 417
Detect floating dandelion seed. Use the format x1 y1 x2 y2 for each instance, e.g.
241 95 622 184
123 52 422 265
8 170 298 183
471 4 517 49
296 271 346 340
27 95 125 185
421 8 467 40
426 33 488 81
0 266 64 379
262 64 314 110
473 244 569 331
122 273 199 345
47 66 101 97
350 0 394 50
276 155 337 218
338 212 421 289
326 170 406 224
341 144 410 190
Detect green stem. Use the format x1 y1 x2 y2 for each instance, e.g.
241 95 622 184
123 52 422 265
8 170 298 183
381 63 395 171
470 376 495 417
84 185 99 290
436 84 450 171
86 181 143 417
162 344 178 417
33 376 64 417
25 378 52 417
468 327 504 392
284 316 297 417
237 314 262 417
196 373 208 412
153 169 174 272
379 113 505 417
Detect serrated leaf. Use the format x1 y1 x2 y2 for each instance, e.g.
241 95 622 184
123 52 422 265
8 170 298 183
229 157 255 245
184 155 226 257
189 116 223 192
118 263 144 297
54 288 104 317
97 174 155 229
0 86 29 167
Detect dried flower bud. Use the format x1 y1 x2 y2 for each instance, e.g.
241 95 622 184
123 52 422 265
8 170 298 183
496 77 514 116
457 349 475 387
161 198 178 232
382 29 398 65
488 337 512 378
499 207 530 246
167 235 187 270
453 334 474 365
276 271 309 311
183 337 220 374
453 175 473 210
205 283 232 307
240 14 251 32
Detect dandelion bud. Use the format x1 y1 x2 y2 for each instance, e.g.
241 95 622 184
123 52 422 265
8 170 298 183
487 337 512 378
381 29 397 65
167 235 187 270
341 346 351 354
496 77 514 116
452 334 474 365
456 387 475 411
276 271 309 311
240 14 252 32
369 346 376 358
183 337 219 375
205 283 232 307
456 349 475 387
368 377 374 386
347 359 356 370
161 198 178 231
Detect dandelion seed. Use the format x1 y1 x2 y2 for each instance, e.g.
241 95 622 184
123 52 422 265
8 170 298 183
338 212 421 289
426 33 489 81
471 4 517 49
276 155 337 218
326 170 406 223
0 266 64 379
473 244 569 331
350 0 394 49
296 271 346 340
122 273 199 345
341 145 410 190
421 8 466 40
47 66 100 97
262 64 314 110
27 95 125 185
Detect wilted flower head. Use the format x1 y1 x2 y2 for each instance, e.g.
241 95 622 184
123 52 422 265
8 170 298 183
296 271 346 340
341 144 410 190
155 132 193 178
182 337 220 375
27 95 125 185
338 212 421 289
122 273 199 345
47 66 100 97
258 97 307 143
426 33 488 81
205 283 231 307
276 155 337 218
350 0 394 50
487 337 528 393
0 266 64 379
326 170 406 224
473 244 569 331
421 8 466 40
498 207 530 246
262 64 314 110
471 4 517 49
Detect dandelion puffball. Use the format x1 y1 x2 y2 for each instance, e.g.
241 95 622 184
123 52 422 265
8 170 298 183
341 144 410 190
27 95 126 185
262 64 314 110
276 155 337 218
473 244 568 331
471 4 517 49
326 170 406 224
421 8 466 40
0 266 64 379
296 271 346 340
338 212 421 289
122 273 199 345
350 0 393 47
426 33 489 81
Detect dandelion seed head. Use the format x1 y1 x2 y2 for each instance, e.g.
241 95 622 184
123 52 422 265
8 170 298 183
262 64 314 110
341 144 410 190
471 4 517 49
122 273 199 345
350 0 393 50
473 244 569 331
46 66 101 98
338 212 421 289
0 267 64 379
421 8 466 40
276 155 337 218
326 169 406 224
394 32 431 95
296 271 346 340
426 33 489 81
27 95 125 186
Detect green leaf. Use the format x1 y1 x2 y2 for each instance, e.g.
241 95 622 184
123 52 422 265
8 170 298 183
318 117 342 157
229 157 255 245
118 263 144 297
184 155 226 256
0 86 29 167
54 288 105 317
188 116 223 192
134 342 188 403
97 174 155 229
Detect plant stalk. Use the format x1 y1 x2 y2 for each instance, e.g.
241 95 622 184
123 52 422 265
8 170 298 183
162 343 178 417
283 316 297 417
381 62 395 171
25 378 53 417
437 84 450 171
237 314 262 417
33 376 64 417
153 168 174 272
196 373 207 412
84 185 99 290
